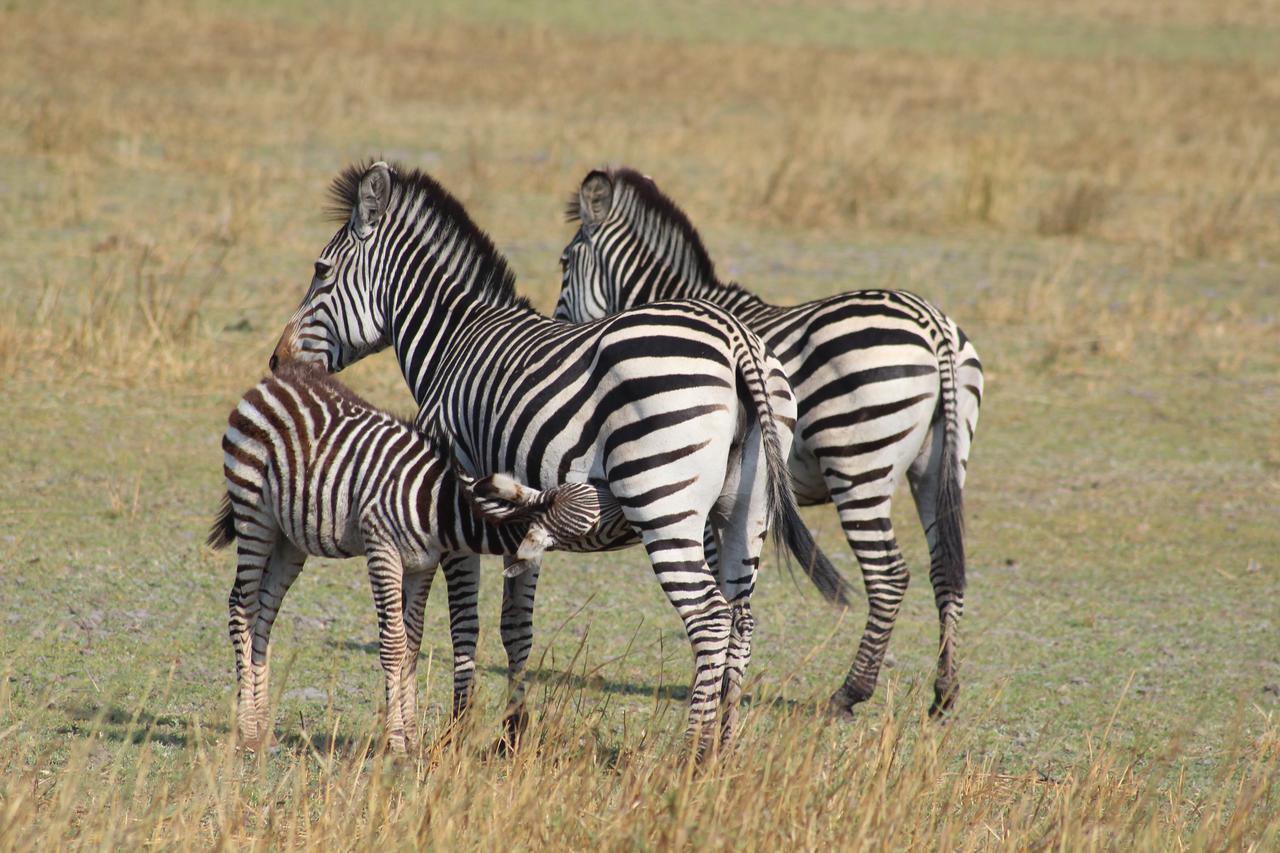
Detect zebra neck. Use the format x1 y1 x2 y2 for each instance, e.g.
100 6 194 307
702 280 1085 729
387 276 542 410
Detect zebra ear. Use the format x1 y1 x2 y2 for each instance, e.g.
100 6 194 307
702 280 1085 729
578 171 613 228
354 162 392 235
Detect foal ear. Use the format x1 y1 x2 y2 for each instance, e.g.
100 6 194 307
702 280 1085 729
354 161 393 235
578 170 614 227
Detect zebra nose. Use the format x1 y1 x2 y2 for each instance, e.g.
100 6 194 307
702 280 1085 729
269 353 280 371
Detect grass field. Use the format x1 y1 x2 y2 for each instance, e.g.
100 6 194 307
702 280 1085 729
1 0 1278 847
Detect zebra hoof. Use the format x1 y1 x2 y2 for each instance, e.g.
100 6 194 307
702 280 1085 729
929 685 958 720
237 732 269 754
825 695 857 722
490 708 530 757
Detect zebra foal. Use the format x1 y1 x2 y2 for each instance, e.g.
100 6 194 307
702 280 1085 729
208 361 611 752
557 168 985 717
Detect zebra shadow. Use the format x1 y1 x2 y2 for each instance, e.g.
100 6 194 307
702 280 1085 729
481 663 690 703
333 641 814 713
57 702 230 747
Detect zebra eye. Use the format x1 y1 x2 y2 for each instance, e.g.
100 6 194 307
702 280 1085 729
314 261 333 279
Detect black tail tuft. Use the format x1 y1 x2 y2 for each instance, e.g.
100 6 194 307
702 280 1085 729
936 438 965 595
779 494 855 608
933 314 966 598
207 493 236 550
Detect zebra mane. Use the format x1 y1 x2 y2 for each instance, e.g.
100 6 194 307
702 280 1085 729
328 160 532 313
276 360 421 434
569 168 745 297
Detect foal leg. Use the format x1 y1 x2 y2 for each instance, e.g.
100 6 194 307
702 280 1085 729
248 537 306 747
227 510 280 749
398 564 437 750
366 541 409 753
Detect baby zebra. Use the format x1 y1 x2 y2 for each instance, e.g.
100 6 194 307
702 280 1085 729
208 361 609 753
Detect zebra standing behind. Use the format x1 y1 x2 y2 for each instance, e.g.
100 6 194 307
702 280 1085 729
556 168 984 718
267 161 851 756
208 360 616 753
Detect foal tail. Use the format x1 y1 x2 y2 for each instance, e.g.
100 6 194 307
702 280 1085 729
207 493 237 550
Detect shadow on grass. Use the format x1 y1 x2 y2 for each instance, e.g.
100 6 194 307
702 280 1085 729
333 639 814 713
57 702 230 747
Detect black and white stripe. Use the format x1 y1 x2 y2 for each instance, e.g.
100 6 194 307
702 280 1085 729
269 161 851 753
555 168 984 717
208 361 609 752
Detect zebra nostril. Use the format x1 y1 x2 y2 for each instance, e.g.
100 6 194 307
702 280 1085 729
269 354 279 371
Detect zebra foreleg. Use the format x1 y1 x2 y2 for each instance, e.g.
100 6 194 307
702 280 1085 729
497 557 540 752
397 565 437 751
247 537 306 749
442 554 480 719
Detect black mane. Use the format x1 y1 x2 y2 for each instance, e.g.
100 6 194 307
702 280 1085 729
328 160 531 313
568 167 741 296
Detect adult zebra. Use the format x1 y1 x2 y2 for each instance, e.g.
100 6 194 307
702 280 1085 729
555 168 984 718
209 361 614 752
268 161 850 753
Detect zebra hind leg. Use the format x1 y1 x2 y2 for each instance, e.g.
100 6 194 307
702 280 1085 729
366 540 410 754
824 467 910 717
227 506 278 750
709 441 768 752
496 558 540 754
637 518 732 763
907 427 964 718
247 536 306 750
398 564 437 752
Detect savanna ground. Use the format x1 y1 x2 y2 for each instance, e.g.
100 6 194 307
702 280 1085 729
1 0 1278 847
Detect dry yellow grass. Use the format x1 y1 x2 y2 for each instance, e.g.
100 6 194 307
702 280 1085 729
3 670 1278 850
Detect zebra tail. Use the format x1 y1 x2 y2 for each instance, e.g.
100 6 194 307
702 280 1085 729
735 332 853 608
207 492 236 550
935 322 966 596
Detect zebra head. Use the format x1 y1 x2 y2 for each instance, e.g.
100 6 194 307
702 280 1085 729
271 161 395 373
555 167 720 324
554 169 618 323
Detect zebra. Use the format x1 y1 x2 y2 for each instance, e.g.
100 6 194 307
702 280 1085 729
267 161 852 755
207 360 617 753
555 168 984 718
